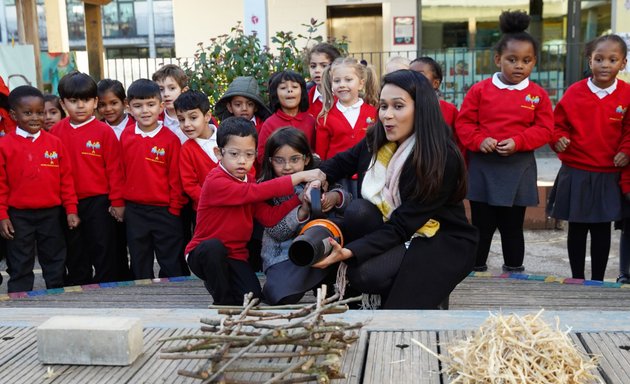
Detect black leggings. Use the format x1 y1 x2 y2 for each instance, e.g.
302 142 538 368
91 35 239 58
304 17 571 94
567 222 610 281
469 201 526 268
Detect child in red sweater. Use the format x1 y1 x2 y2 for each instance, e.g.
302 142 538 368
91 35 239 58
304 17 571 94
152 64 189 144
51 72 126 285
548 35 630 281
43 94 65 131
121 79 188 279
97 79 134 282
316 57 378 161
186 117 326 305
214 76 271 132
174 90 219 210
456 11 553 273
306 43 342 119
0 86 79 292
257 71 316 165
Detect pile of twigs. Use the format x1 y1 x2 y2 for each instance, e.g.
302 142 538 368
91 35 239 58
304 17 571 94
412 310 602 384
159 286 363 383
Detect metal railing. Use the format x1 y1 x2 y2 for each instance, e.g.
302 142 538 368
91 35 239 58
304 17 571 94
103 44 574 108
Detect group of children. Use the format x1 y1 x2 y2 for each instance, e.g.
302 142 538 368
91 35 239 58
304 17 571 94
1 9 629 303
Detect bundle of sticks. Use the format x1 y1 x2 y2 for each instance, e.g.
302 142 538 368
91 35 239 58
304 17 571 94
413 310 602 384
159 286 363 384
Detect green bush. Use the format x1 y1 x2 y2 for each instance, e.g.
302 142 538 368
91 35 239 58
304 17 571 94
182 19 347 108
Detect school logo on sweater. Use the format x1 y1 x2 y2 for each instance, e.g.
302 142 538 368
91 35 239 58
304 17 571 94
82 140 102 157
0 129 4 137
611 105 628 122
42 150 59 167
146 146 166 164
366 116 375 125
521 94 540 110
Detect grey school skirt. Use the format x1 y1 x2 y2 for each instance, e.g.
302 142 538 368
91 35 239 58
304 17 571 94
547 164 622 223
466 151 539 207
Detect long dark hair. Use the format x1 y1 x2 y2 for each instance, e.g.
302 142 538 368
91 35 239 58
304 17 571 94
367 69 466 203
259 127 314 182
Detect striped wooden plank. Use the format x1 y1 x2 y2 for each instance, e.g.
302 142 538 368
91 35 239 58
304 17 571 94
363 331 441 384
578 332 630 384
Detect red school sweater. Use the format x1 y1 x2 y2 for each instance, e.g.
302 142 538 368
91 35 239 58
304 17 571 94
0 131 78 220
257 110 316 164
307 86 323 119
185 166 300 261
440 99 466 157
120 124 186 215
179 139 219 210
50 117 125 206
552 79 630 173
456 78 553 152
316 102 377 160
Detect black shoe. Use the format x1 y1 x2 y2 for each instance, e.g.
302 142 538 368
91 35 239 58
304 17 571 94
617 274 630 284
502 264 525 273
472 265 488 272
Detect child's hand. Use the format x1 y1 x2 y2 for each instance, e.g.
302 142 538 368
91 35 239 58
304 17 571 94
614 152 629 167
321 191 340 213
496 138 516 156
292 169 326 185
109 206 125 222
480 137 498 153
554 137 570 152
301 180 321 204
67 214 80 229
1 218 14 240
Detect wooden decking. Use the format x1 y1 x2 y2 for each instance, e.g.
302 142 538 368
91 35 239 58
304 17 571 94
3 325 630 383
2 275 630 383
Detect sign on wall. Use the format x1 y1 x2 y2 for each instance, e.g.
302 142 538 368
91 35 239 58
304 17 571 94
244 0 268 47
393 16 414 45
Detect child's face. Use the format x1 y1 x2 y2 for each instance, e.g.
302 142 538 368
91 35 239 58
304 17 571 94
214 135 257 180
128 97 163 131
589 40 628 89
11 96 45 135
156 76 185 113
226 96 257 120
494 40 536 85
44 101 63 131
97 90 126 125
309 53 331 85
270 144 308 177
176 108 211 140
277 80 302 114
332 65 365 107
61 97 97 125
409 61 441 90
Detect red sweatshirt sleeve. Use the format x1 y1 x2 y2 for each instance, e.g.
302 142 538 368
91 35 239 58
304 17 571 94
179 144 202 208
315 116 331 159
257 121 273 165
167 141 186 216
101 128 126 207
455 85 485 151
512 90 553 151
210 172 295 206
253 195 300 227
551 97 572 151
619 102 630 156
59 142 79 215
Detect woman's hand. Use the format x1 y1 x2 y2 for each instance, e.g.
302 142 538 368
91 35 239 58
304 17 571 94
496 138 516 156
554 136 570 152
312 237 353 269
480 137 497 153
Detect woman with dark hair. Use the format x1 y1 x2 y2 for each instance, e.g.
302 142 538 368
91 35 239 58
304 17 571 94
314 69 478 309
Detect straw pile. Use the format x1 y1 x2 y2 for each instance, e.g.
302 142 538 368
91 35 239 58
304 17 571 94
412 310 602 384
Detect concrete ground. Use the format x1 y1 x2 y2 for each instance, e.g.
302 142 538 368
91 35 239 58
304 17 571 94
0 154 624 294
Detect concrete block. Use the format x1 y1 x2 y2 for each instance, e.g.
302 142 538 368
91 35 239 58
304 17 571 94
37 316 143 366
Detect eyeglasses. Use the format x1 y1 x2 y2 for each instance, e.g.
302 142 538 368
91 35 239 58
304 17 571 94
270 155 306 166
221 148 257 161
